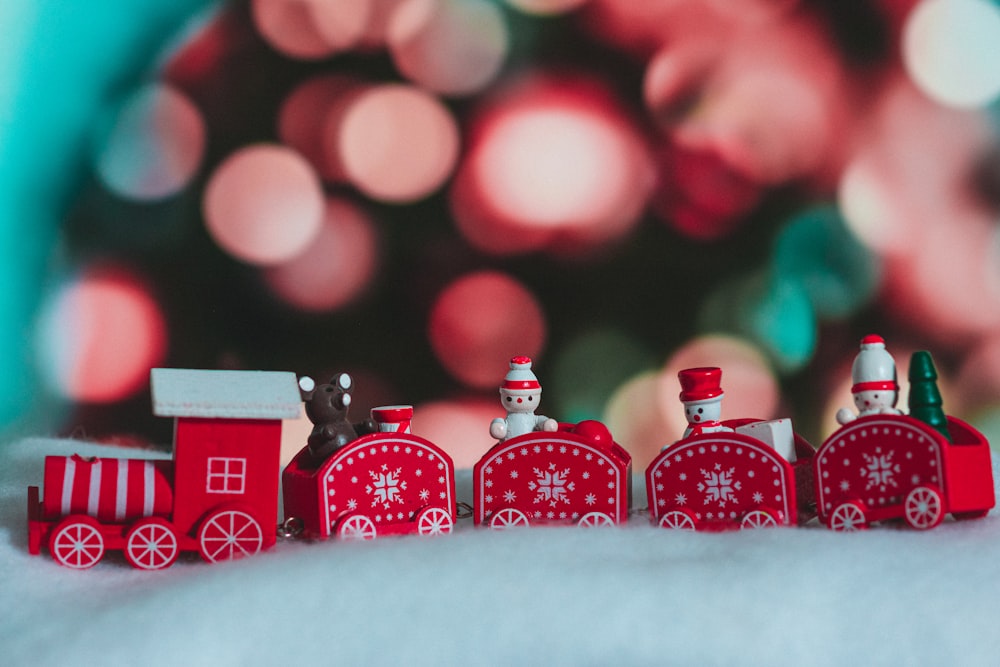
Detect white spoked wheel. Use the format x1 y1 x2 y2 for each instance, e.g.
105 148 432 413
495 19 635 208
417 507 454 536
828 501 868 532
488 508 529 530
336 514 377 541
125 518 179 570
577 512 614 527
50 516 105 569
197 509 264 563
658 509 696 531
904 485 944 530
740 509 779 530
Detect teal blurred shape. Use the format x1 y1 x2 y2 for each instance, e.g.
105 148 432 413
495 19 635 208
773 204 881 320
549 328 655 423
0 0 213 426
698 269 816 373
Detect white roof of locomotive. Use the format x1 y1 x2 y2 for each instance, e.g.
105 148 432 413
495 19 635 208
150 368 302 420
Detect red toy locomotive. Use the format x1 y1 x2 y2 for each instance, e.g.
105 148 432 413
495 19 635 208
27 368 300 569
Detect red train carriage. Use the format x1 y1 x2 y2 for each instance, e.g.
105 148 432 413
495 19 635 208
815 415 995 531
473 421 632 528
646 419 816 531
27 369 301 569
282 432 457 540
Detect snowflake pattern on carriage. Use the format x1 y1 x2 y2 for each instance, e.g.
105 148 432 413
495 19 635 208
473 430 632 528
282 432 456 540
646 432 802 531
815 415 995 530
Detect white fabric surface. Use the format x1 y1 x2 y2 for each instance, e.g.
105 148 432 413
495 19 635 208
2 437 999 666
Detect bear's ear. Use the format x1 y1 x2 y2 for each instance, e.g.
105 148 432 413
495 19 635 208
334 372 353 392
298 375 316 402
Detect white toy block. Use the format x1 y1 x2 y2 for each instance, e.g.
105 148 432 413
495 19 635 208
736 418 796 462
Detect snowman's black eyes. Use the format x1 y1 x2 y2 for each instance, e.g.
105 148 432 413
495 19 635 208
697 408 703 414
506 396 512 402
527 396 533 402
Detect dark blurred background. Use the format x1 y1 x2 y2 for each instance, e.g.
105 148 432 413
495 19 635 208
4 0 1000 469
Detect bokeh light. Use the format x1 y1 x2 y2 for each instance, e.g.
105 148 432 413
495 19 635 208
428 271 546 388
413 398 498 468
251 0 366 60
453 75 653 254
278 74 365 183
37 269 167 403
338 84 460 202
388 0 509 96
203 144 324 265
92 83 205 201
264 196 379 312
903 0 1000 109
773 205 880 320
505 0 589 16
549 328 655 424
308 0 372 51
837 156 910 257
699 270 816 372
603 370 672 472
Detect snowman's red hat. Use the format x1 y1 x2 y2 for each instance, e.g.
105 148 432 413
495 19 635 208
501 356 541 392
678 367 724 403
851 334 899 393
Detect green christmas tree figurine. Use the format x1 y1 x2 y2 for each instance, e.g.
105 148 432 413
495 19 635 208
907 350 952 443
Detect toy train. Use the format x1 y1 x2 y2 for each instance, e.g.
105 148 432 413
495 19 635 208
25 341 997 570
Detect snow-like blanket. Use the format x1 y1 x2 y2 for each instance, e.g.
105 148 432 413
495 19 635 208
2 437 999 666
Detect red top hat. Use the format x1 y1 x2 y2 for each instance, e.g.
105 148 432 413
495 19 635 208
678 367 724 403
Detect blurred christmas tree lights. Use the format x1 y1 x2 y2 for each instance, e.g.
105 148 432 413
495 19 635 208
3 0 1000 465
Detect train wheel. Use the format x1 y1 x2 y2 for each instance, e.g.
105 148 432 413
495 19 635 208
336 514 377 541
658 509 697 531
740 509 779 530
828 501 868 532
125 518 179 570
488 508 529 530
904 485 944 530
50 516 105 569
577 512 615 527
417 507 453 536
197 509 264 562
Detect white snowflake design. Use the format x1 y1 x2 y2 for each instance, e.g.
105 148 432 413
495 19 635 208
366 465 407 509
529 463 574 507
697 464 741 508
861 449 900 492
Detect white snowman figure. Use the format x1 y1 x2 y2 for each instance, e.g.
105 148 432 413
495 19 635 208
679 367 734 438
489 356 558 442
835 334 903 425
